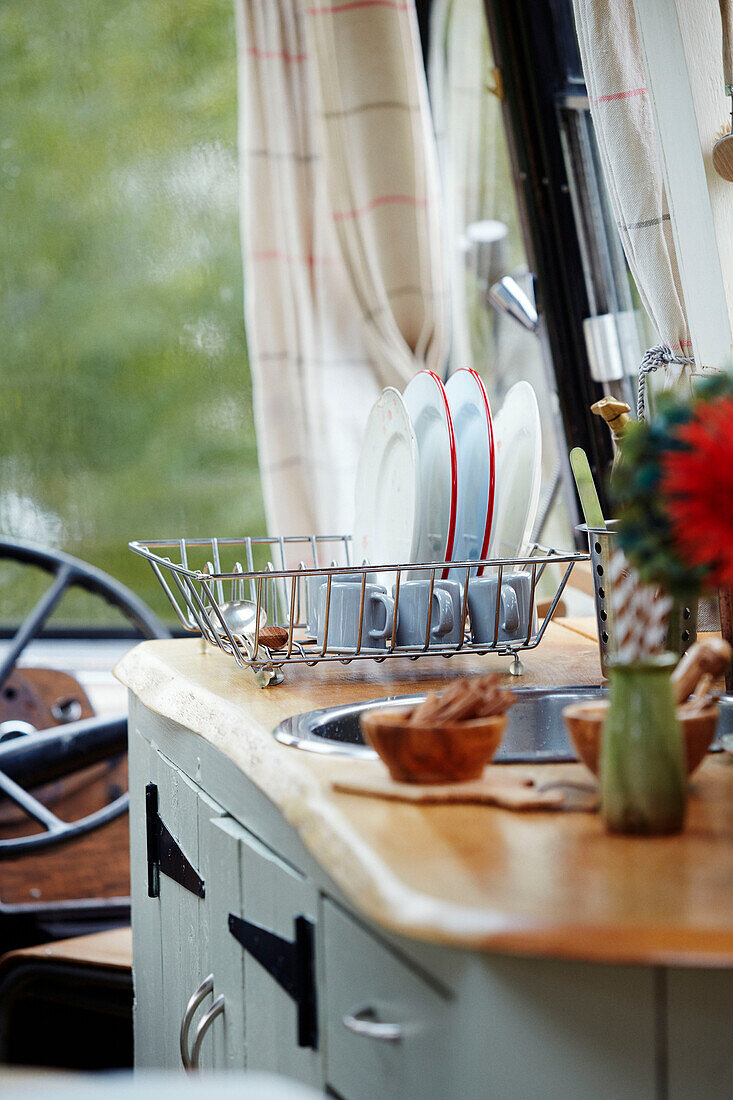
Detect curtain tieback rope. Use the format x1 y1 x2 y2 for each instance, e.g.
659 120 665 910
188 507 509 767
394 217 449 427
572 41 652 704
636 344 695 421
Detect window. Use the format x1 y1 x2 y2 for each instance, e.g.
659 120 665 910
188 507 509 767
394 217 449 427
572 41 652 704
430 0 574 552
0 0 264 628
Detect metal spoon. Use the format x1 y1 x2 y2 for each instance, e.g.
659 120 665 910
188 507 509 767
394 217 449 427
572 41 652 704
201 560 283 685
214 600 284 685
216 599 266 639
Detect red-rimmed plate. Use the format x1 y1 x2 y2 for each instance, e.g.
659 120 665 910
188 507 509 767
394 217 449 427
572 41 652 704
488 380 542 560
403 371 458 579
353 387 420 587
445 368 495 579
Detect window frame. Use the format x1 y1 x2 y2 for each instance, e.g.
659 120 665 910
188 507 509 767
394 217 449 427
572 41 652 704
482 0 614 527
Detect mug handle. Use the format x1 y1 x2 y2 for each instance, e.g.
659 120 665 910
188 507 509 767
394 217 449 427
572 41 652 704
501 585 520 634
430 588 454 638
369 592 396 640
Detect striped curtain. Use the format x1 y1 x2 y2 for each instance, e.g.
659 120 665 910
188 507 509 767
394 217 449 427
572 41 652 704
235 0 448 539
572 0 692 385
307 1 448 387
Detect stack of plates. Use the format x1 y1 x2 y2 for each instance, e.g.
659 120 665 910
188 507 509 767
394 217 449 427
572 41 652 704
353 370 542 577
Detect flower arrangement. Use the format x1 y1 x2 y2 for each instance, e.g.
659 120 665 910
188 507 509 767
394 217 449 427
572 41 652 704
595 375 733 834
612 373 733 600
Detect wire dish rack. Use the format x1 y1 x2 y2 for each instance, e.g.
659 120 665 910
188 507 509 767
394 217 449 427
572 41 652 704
129 535 589 686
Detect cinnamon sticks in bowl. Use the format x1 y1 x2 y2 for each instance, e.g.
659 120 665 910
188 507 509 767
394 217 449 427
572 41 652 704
360 675 515 784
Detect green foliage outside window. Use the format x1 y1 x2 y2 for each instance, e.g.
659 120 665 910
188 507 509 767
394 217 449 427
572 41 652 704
0 0 264 626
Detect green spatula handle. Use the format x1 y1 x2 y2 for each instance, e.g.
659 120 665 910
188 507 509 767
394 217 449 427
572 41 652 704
570 447 605 528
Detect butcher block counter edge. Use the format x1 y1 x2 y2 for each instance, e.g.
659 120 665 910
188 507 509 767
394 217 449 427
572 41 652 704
115 630 733 968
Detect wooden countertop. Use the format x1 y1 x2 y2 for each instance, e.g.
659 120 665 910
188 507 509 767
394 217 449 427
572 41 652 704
116 624 733 968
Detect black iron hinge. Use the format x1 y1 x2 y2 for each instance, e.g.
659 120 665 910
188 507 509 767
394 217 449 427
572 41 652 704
228 912 318 1050
145 782 205 899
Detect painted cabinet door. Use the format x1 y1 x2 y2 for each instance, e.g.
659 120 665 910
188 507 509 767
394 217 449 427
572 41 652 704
129 717 225 1070
667 969 733 1099
230 820 322 1088
128 723 166 1069
322 898 453 1100
449 954 658 1100
199 814 247 1070
153 749 222 1070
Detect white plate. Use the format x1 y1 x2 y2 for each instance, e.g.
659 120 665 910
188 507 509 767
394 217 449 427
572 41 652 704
353 388 420 581
445 368 495 580
487 380 542 560
403 371 457 579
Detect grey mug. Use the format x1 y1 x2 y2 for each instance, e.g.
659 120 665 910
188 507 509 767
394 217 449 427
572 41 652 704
305 569 376 637
317 581 395 651
468 571 535 644
393 579 463 647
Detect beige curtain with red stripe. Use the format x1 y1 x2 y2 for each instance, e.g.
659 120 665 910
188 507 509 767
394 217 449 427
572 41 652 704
572 0 692 377
236 0 447 539
307 1 448 386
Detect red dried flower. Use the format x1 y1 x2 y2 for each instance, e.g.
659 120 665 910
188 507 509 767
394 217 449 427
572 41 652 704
661 396 733 587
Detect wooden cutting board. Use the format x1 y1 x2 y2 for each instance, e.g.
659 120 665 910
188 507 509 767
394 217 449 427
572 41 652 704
332 768 599 811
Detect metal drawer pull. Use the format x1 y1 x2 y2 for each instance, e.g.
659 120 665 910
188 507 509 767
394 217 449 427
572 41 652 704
190 994 225 1068
342 1004 405 1042
180 973 214 1068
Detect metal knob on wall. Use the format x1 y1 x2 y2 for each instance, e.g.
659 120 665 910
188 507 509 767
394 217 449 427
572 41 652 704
487 275 539 334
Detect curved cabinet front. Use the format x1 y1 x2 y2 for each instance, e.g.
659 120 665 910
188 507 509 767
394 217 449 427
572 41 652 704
128 696 733 1099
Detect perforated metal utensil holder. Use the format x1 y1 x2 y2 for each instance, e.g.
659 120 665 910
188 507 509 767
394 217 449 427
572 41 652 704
579 522 697 677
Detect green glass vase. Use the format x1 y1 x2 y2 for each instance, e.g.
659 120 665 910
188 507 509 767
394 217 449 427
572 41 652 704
600 654 687 835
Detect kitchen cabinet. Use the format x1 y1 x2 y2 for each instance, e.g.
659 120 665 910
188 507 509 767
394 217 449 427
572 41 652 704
122 639 733 1098
129 711 460 1093
127 700 660 1098
130 725 320 1080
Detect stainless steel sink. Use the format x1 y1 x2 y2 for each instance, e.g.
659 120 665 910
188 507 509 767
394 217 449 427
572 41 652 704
274 686 733 764
274 686 600 763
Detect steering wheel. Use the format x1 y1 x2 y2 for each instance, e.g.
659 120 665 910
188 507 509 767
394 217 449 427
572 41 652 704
0 715 130 855
0 537 170 857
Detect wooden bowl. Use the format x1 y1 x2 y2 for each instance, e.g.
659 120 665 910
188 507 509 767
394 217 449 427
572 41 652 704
562 701 719 778
360 706 507 785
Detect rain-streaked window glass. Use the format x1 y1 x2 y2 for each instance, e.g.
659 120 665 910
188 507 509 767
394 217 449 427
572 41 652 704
0 0 264 627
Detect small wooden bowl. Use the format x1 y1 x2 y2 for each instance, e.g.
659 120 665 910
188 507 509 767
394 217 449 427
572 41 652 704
562 701 719 778
360 706 507 785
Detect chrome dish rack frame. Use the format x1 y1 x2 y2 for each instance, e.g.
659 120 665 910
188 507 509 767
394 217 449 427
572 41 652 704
130 535 589 686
